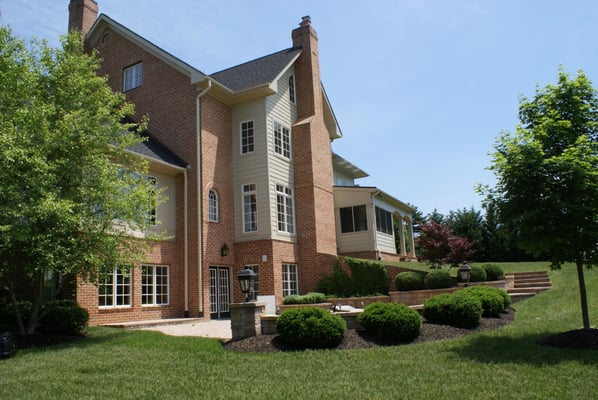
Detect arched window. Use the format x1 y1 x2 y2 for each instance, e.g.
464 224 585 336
208 189 219 222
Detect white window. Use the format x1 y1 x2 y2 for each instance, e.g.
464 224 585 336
276 184 295 234
282 263 298 297
340 205 368 233
142 265 169 306
98 269 131 307
274 121 291 159
123 62 142 91
288 75 296 104
241 121 254 154
243 184 257 232
375 206 393 235
208 189 219 222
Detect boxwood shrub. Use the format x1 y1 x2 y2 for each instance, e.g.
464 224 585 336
424 270 453 289
461 286 510 315
358 302 421 342
423 292 482 328
482 264 505 281
454 286 505 317
395 271 426 291
276 307 346 349
469 265 487 282
39 300 89 334
282 292 327 305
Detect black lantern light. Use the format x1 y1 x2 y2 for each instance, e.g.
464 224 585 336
237 267 257 302
458 261 472 284
220 244 229 257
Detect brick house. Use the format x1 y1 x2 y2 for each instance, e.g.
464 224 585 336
68 0 415 325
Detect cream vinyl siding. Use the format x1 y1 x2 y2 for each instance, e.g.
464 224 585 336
373 198 397 254
266 67 297 241
232 99 270 242
147 171 176 238
334 188 376 253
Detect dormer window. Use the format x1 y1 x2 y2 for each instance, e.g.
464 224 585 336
123 62 143 91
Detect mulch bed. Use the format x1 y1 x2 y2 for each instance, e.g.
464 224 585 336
537 328 598 350
223 308 517 353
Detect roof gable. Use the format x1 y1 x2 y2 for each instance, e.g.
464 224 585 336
210 48 302 92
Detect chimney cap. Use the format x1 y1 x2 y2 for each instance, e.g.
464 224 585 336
300 16 312 27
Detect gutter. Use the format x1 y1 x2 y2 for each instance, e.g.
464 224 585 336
196 79 212 316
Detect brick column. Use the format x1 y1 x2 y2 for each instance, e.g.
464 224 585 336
230 302 266 339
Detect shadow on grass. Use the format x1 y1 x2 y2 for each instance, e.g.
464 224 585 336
452 332 598 366
15 327 132 354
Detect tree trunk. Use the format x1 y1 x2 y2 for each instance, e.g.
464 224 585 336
25 275 43 335
575 260 591 330
6 277 26 336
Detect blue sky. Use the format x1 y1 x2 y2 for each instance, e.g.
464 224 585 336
2 0 598 216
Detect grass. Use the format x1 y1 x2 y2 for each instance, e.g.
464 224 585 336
1 262 597 400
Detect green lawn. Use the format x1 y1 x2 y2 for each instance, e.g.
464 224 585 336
1 262 597 400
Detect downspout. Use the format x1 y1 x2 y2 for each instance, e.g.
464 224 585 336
184 166 190 317
196 79 212 316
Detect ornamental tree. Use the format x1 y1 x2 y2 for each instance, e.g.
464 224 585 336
417 221 475 268
0 28 162 335
486 69 598 330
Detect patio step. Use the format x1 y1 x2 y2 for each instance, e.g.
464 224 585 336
507 271 552 301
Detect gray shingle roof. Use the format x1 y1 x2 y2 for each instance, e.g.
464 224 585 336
210 47 302 92
128 135 189 169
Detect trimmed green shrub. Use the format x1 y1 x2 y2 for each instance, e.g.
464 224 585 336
423 292 482 328
276 307 346 349
282 292 327 305
482 264 505 281
316 259 352 297
358 302 421 342
346 257 390 296
39 300 89 334
424 270 453 289
469 265 487 282
455 286 505 317
395 271 426 291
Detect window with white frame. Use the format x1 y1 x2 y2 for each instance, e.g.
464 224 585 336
339 205 368 233
123 62 143 91
273 121 291 159
141 265 169 306
98 268 131 307
208 189 219 222
241 121 254 154
282 263 298 297
276 184 295 234
288 75 296 104
375 206 393 235
242 184 257 232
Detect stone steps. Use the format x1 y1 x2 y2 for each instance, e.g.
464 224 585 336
507 271 552 302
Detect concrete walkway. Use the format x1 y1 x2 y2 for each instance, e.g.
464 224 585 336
105 318 233 340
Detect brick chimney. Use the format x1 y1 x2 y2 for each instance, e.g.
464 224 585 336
290 16 338 288
68 0 98 37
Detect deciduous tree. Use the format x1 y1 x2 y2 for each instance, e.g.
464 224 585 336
486 69 598 330
0 28 161 335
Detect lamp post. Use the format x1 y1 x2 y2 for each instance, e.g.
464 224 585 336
237 267 257 302
458 261 472 284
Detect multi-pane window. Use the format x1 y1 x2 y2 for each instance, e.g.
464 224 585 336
123 62 143 91
282 263 298 297
241 121 254 154
276 184 295 233
98 269 131 307
208 189 219 222
142 265 169 306
288 75 296 104
375 206 394 235
273 121 291 159
340 205 368 233
242 184 257 232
